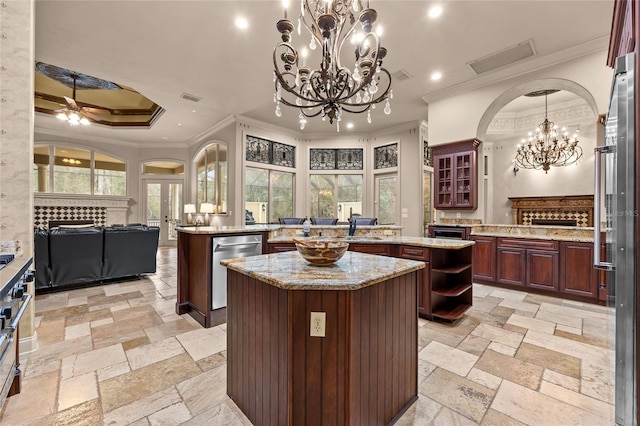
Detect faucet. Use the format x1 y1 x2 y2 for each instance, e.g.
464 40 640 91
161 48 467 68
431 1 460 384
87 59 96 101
348 217 356 236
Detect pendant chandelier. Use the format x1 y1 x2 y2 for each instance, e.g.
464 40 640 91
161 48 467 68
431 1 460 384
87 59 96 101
273 0 392 131
514 90 582 174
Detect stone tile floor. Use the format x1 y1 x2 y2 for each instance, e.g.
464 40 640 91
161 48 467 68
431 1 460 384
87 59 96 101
2 247 614 425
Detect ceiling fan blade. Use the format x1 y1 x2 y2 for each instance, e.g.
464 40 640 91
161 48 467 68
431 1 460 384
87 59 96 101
81 111 100 121
64 96 78 109
82 106 111 115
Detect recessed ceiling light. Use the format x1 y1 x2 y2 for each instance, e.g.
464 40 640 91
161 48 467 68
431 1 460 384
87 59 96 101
178 123 182 126
235 17 249 30
161 136 168 140
191 110 197 113
346 122 354 129
431 71 442 81
428 5 443 19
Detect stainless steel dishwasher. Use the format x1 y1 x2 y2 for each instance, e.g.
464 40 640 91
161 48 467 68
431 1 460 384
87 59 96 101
212 235 262 310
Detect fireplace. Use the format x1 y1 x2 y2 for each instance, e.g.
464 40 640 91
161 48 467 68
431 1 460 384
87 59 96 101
509 195 594 227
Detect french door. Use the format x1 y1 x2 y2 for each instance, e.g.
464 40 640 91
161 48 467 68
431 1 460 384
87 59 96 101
375 174 398 225
143 179 183 246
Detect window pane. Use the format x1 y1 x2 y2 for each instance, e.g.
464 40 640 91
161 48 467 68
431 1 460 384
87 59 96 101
33 145 50 193
146 183 161 225
142 162 184 175
94 152 126 196
271 170 294 222
219 145 228 213
309 175 335 218
377 176 397 225
245 167 269 223
337 175 362 221
53 147 91 194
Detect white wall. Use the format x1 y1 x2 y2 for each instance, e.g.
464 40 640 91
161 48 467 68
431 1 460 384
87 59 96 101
428 51 613 223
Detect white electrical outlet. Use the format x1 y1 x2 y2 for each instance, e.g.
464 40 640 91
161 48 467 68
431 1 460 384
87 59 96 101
310 312 326 337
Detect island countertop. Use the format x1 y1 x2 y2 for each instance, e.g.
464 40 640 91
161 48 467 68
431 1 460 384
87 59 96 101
221 250 425 291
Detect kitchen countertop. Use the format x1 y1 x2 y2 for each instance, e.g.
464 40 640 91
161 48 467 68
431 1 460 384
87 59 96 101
177 225 280 234
221 250 425 291
268 235 475 249
470 224 595 242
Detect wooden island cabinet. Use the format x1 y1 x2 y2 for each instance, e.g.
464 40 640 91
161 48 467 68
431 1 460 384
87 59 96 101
222 251 424 425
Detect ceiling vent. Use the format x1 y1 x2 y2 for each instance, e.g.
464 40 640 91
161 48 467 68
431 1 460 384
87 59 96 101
468 40 536 75
391 69 413 82
180 93 202 102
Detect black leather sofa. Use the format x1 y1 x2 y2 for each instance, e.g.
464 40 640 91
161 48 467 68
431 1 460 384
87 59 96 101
34 225 160 292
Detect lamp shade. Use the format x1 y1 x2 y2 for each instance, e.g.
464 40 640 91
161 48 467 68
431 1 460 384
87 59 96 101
184 204 196 214
200 203 214 214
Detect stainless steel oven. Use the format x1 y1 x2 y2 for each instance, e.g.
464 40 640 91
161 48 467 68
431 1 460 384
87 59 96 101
0 255 33 416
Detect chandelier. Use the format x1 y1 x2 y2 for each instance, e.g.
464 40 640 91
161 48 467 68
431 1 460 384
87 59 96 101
514 90 582 174
273 0 392 131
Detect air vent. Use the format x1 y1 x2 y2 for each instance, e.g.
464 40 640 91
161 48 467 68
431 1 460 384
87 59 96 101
468 40 536 75
391 69 413 82
180 93 202 102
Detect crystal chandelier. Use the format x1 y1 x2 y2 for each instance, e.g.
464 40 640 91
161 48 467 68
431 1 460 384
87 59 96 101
273 0 392 131
514 90 582 174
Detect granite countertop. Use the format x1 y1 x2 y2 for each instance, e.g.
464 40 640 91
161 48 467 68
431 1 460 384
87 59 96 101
470 224 595 242
177 225 280 234
221 251 425 290
0 254 32 298
267 235 474 249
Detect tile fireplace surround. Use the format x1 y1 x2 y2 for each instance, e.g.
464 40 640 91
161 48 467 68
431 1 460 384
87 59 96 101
34 194 130 228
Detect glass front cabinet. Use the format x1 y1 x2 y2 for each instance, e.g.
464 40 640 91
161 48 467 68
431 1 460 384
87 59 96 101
433 139 480 210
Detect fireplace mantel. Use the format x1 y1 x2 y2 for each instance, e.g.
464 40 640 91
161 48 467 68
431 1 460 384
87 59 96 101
508 195 594 227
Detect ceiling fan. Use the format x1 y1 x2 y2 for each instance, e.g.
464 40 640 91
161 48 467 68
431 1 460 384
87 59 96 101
55 73 111 125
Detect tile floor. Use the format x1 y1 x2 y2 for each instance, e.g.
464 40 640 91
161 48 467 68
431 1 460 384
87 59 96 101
2 248 615 425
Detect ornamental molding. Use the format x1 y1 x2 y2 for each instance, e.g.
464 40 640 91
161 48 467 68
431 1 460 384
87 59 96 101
488 105 594 134
34 194 131 208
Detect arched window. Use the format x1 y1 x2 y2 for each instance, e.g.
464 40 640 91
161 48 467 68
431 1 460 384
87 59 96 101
33 145 126 196
196 143 228 214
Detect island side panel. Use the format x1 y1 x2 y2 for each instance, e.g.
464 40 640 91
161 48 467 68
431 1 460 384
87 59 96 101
176 232 213 327
227 270 290 426
349 271 418 425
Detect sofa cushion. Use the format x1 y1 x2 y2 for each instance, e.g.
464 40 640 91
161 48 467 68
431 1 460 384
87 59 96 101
102 226 159 280
48 227 104 286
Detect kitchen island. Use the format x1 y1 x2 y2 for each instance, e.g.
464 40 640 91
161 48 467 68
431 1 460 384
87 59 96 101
221 250 424 426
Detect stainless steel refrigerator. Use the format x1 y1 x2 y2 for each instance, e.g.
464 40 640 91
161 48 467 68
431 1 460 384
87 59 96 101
595 51 636 425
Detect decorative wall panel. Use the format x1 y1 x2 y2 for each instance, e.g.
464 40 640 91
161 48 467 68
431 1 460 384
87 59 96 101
310 148 363 170
509 195 594 227
374 143 398 169
246 135 295 168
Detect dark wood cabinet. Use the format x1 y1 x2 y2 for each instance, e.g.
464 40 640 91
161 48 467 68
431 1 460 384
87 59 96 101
527 249 559 291
398 245 431 317
433 139 480 210
560 241 598 299
269 243 296 253
348 243 393 256
471 236 496 281
496 247 526 287
496 238 559 291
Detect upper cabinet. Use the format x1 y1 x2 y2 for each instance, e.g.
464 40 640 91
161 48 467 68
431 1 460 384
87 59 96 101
433 139 480 210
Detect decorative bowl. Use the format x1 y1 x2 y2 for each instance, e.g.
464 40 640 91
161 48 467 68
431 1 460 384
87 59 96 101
295 240 349 266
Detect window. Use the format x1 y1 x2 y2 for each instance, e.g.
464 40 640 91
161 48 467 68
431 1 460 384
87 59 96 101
310 174 362 222
245 167 294 223
33 145 127 196
196 143 228 214
95 153 126 195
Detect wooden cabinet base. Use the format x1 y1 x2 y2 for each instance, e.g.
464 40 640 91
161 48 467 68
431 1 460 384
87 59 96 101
226 269 419 425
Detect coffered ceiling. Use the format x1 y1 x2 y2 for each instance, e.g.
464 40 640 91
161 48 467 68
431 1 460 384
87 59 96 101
33 1 613 147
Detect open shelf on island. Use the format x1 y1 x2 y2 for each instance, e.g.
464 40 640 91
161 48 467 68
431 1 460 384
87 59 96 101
432 302 472 321
431 264 472 274
432 282 472 297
